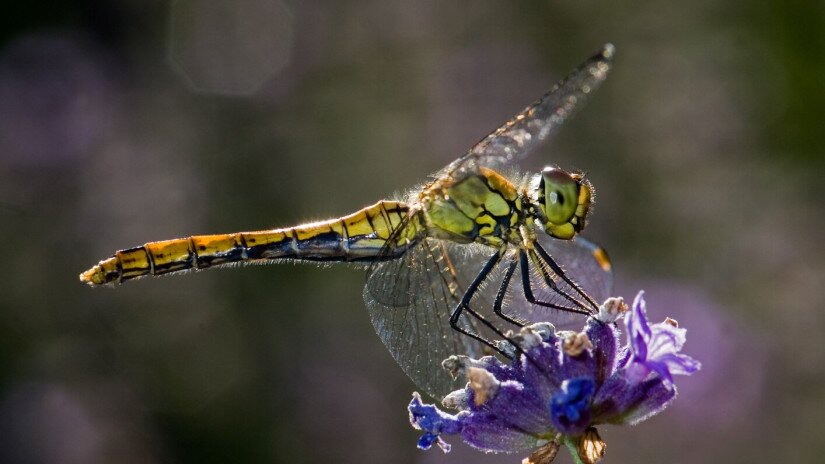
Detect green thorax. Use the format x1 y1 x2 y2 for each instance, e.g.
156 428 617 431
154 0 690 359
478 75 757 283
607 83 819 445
420 168 533 247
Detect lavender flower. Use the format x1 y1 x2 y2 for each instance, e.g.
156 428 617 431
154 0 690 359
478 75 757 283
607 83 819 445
408 291 700 463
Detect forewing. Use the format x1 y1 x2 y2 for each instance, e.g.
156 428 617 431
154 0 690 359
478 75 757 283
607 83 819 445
364 238 495 400
437 44 614 180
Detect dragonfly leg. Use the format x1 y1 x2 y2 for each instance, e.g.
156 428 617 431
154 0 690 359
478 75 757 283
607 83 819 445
533 241 599 311
519 250 591 316
449 251 526 360
492 255 528 327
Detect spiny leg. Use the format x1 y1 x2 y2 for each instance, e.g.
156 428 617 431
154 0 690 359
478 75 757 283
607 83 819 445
492 254 528 327
519 250 590 316
533 241 599 311
449 251 529 360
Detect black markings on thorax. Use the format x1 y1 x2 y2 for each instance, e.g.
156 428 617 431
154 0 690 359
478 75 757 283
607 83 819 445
450 174 521 239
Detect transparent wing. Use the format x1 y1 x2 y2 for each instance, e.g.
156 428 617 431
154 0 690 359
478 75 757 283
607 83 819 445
364 238 498 400
499 236 613 331
540 235 613 305
363 221 611 401
436 44 614 181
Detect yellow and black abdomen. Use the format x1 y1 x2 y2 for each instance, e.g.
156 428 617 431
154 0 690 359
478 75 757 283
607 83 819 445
80 200 416 286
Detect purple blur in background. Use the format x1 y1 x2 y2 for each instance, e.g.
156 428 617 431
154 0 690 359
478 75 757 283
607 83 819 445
0 1 823 463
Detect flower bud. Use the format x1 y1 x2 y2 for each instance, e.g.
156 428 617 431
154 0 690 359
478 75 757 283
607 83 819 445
597 296 628 323
441 389 469 411
577 427 606 464
522 439 560 464
563 332 593 356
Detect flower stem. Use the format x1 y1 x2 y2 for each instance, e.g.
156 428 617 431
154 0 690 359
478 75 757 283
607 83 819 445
564 436 585 464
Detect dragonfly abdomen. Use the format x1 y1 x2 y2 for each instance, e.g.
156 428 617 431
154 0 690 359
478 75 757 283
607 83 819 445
80 200 415 286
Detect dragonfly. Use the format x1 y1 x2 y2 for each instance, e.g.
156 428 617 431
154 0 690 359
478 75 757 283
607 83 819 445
81 44 615 400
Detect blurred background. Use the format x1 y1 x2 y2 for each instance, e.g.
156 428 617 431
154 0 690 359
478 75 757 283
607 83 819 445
1 1 823 463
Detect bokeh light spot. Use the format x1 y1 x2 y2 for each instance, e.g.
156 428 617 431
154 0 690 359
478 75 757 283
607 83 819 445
0 35 115 167
169 0 294 95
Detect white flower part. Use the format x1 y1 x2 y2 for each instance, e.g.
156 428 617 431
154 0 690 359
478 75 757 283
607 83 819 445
555 330 576 340
512 326 544 351
494 339 518 358
442 355 479 380
597 296 628 323
442 388 469 411
648 323 698 377
441 355 467 380
525 322 556 341
442 355 501 380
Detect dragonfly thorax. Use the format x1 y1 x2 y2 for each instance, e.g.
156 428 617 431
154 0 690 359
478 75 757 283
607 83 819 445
419 167 530 247
531 166 593 240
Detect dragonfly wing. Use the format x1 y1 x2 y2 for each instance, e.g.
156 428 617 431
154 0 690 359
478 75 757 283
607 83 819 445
363 232 611 399
540 235 613 305
437 44 615 180
499 236 613 330
364 238 498 401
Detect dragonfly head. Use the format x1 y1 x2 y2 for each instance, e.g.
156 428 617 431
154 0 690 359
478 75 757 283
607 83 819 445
533 166 593 240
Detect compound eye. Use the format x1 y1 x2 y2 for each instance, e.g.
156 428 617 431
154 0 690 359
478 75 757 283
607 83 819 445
542 167 579 225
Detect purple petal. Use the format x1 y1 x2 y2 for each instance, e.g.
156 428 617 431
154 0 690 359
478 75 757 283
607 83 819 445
592 374 676 425
658 352 702 377
477 355 519 382
461 412 545 453
625 291 701 386
648 324 686 356
408 392 465 452
417 432 448 451
645 359 674 387
468 381 551 434
585 318 620 383
520 339 565 400
613 378 677 425
557 340 598 383
589 373 627 421
459 377 555 453
615 345 631 369
627 291 652 361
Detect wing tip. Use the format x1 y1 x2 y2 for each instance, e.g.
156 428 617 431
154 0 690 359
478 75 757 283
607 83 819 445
592 246 612 272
